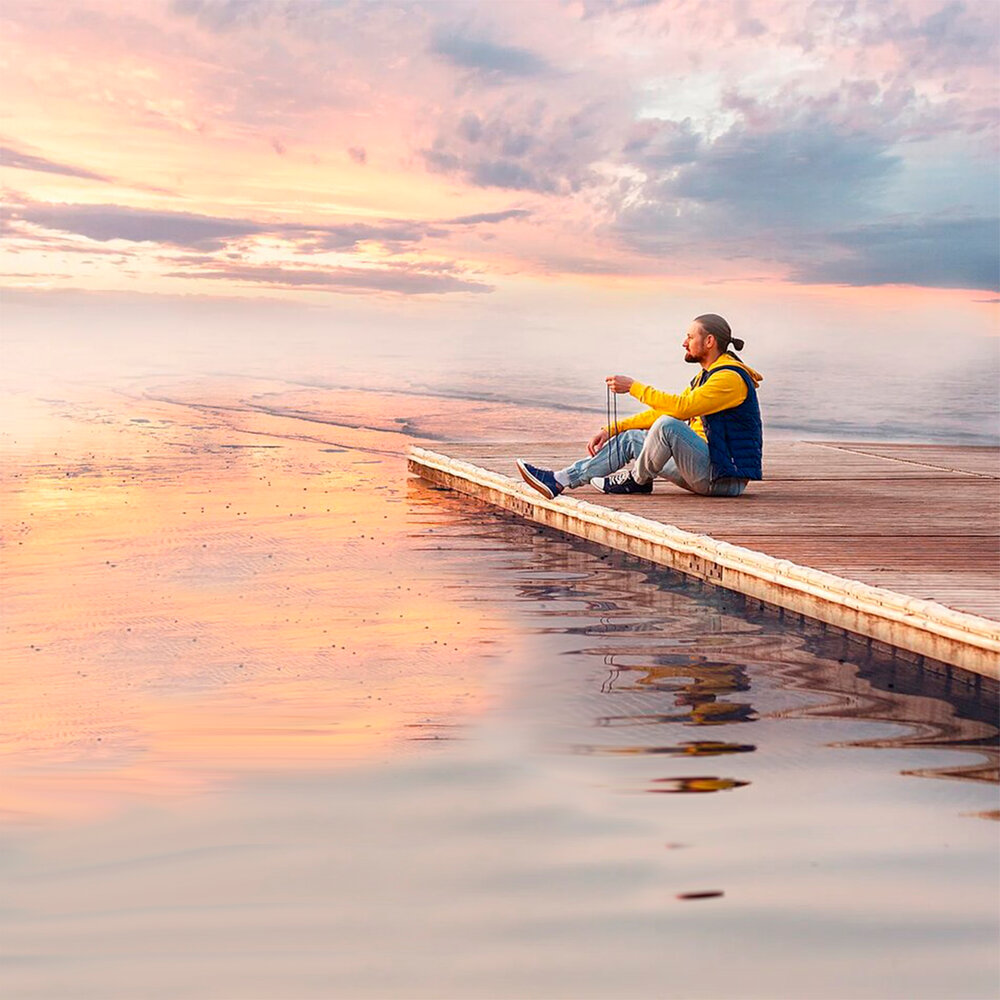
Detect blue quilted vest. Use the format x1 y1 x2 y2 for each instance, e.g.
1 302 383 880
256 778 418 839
697 364 763 481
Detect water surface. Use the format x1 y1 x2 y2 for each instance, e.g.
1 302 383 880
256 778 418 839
1 377 997 1000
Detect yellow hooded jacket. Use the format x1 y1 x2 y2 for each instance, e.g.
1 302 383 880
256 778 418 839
609 354 764 443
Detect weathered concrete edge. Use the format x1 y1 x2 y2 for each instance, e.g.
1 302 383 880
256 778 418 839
408 446 1000 680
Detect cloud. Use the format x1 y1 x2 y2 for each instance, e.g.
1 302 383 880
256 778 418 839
1 144 113 183
577 0 661 17
429 32 550 80
444 209 531 225
4 192 525 294
11 201 267 249
794 216 1000 292
166 261 493 294
159 0 437 131
622 118 701 171
470 159 558 193
6 197 526 253
612 119 902 255
605 102 1000 292
862 0 999 70
737 16 766 38
423 100 616 194
423 141 567 193
347 146 367 165
169 0 271 33
296 220 445 253
669 124 900 223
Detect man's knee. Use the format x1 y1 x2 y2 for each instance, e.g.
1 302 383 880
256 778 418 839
651 415 685 441
621 429 646 453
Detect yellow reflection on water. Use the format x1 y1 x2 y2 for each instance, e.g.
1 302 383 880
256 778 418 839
0 385 500 823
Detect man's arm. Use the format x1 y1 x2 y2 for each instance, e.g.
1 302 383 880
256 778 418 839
608 408 662 433
601 376 670 434
587 407 660 455
626 371 748 420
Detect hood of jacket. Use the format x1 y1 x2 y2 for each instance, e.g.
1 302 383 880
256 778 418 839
708 353 763 388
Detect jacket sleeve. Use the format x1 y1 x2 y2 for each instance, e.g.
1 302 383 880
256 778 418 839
607 408 662 434
628 370 748 420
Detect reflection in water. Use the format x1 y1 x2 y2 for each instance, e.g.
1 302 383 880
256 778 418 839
780 636 999 784
648 776 751 794
597 702 759 726
597 657 757 726
611 657 752 695
416 476 998 786
578 741 756 756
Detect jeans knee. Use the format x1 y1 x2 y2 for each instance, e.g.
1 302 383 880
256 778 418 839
621 430 645 454
651 416 685 440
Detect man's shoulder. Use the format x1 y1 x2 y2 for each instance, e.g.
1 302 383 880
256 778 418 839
703 365 751 384
706 360 762 390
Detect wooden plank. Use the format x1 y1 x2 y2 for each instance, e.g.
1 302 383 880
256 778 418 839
557 482 996 538
408 443 1000 680
714 536 999 570
440 440 991 480
821 442 1000 478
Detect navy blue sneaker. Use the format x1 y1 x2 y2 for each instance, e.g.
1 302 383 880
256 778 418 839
590 469 653 494
516 459 563 499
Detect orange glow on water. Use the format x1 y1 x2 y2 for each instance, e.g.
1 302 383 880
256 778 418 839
0 385 501 822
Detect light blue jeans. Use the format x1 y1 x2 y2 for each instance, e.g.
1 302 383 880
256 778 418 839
563 416 747 497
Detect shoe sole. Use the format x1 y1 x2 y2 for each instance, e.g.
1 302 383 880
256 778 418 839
516 459 557 500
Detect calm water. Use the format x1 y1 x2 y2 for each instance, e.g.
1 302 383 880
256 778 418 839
3 292 999 446
1 370 998 999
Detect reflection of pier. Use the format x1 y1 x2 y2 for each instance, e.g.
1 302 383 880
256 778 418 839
768 625 999 784
588 629 997 785
409 441 1000 677
408 477 998 786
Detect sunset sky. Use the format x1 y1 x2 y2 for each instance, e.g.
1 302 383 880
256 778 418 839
1 0 998 371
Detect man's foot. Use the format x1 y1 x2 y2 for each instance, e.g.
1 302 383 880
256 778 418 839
589 469 653 494
516 459 564 499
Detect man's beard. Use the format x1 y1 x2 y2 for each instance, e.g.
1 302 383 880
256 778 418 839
684 352 699 363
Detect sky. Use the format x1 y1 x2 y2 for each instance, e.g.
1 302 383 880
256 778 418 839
1 0 998 388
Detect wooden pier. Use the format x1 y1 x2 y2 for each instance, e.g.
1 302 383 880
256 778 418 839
408 440 1000 680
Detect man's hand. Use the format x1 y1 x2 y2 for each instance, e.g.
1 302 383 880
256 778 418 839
587 428 609 456
606 374 635 394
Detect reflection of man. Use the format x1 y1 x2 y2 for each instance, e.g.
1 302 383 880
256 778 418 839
516 314 763 498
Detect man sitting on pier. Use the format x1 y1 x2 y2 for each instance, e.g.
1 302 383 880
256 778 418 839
516 314 763 498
